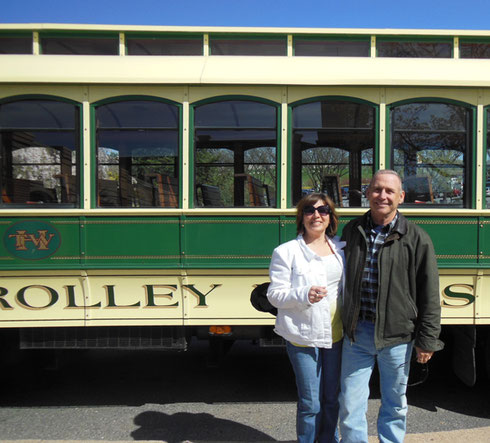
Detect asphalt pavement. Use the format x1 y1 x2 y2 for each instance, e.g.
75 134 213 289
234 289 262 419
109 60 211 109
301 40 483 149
6 426 490 442
2 340 489 442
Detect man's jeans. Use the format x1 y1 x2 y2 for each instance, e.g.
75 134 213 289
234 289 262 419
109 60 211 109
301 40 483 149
286 340 342 443
339 321 413 443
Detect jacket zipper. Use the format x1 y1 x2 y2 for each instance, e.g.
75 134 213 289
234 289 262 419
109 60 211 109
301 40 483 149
349 224 367 341
373 232 398 349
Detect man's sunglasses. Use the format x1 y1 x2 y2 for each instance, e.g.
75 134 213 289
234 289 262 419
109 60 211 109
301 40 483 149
303 205 331 216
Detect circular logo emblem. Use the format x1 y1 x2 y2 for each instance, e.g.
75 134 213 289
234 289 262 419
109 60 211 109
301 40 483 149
4 220 61 260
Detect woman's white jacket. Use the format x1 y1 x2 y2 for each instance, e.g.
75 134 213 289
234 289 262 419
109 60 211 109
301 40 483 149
267 234 345 348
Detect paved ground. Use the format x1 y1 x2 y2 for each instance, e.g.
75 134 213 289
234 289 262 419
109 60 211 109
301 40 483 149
6 427 490 442
2 340 489 442
400 426 490 442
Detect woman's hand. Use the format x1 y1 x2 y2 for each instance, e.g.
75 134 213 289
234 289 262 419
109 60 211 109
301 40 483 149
308 285 327 304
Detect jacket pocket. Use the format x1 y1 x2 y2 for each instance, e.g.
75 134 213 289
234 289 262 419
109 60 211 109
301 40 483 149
292 263 309 276
279 307 312 339
291 263 311 287
384 293 417 338
406 295 418 319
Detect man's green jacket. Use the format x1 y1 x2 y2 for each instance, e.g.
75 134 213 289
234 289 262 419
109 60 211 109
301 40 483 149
341 211 444 352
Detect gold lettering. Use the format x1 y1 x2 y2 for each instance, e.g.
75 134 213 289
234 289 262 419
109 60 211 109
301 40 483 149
8 230 30 250
8 229 55 251
28 230 55 250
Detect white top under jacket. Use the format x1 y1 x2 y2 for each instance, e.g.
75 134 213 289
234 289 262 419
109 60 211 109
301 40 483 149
267 234 346 348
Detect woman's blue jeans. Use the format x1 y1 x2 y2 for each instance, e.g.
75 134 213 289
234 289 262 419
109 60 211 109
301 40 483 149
339 321 413 443
286 340 342 443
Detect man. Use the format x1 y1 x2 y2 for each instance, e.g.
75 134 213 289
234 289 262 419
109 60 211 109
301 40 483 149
339 170 443 443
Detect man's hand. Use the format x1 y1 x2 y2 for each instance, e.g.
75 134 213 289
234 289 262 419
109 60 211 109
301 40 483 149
415 346 433 364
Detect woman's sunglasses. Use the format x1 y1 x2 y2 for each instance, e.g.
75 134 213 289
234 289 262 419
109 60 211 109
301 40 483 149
303 205 331 216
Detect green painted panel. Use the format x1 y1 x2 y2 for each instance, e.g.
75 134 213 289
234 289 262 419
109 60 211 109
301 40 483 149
337 218 350 234
410 217 478 267
183 216 281 268
0 217 81 269
83 217 181 268
49 218 82 265
281 217 297 245
481 218 490 265
338 215 479 268
0 214 486 271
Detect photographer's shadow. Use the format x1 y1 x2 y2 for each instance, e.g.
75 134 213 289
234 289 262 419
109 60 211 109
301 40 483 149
131 410 277 442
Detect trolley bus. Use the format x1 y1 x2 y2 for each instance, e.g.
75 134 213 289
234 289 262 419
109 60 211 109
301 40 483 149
0 23 489 385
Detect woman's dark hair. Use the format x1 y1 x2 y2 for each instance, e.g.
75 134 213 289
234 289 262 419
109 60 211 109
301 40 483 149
295 192 338 237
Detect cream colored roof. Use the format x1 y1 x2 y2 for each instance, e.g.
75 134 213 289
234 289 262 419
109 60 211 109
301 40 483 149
2 24 490 87
1 23 490 36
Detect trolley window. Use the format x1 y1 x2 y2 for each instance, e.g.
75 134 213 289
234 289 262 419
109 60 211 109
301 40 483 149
0 34 32 54
40 34 119 55
294 37 370 57
95 99 180 208
291 99 375 207
391 102 472 207
126 35 203 55
377 39 452 58
194 99 277 208
460 40 490 59
0 98 80 207
209 36 287 56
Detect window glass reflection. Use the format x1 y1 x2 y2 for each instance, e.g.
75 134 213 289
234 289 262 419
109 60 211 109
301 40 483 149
210 37 286 56
292 100 375 207
294 38 369 57
378 41 452 58
194 100 277 208
0 35 32 54
127 36 203 55
96 99 180 208
97 100 179 128
460 41 490 59
195 100 276 128
41 36 119 55
0 99 80 207
391 102 471 207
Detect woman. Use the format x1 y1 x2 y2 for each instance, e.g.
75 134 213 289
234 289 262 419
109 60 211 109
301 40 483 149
267 193 344 443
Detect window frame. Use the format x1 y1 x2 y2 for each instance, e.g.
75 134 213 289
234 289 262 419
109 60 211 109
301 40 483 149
91 95 183 209
0 31 33 54
124 32 203 56
208 34 288 56
459 37 490 59
387 98 476 208
0 94 83 209
190 95 281 209
293 35 371 57
289 96 379 208
376 35 454 58
39 31 120 55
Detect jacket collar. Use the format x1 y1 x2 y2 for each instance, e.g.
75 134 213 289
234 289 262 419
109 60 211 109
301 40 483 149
297 234 346 261
359 210 408 237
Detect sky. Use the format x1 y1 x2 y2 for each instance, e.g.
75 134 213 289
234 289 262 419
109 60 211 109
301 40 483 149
1 0 489 30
